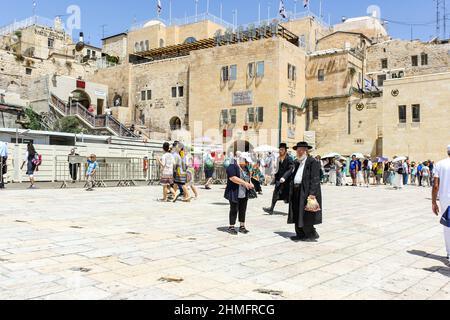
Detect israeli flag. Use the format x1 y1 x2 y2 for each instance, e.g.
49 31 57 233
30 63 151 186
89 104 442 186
279 0 287 19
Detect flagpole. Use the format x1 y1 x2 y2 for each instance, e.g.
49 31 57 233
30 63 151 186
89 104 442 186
258 2 261 24
220 2 223 21
170 0 172 25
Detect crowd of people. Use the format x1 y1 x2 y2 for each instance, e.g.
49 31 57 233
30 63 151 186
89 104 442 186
317 155 437 190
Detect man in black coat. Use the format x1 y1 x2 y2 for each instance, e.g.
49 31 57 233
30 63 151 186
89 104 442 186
263 143 295 215
288 142 323 242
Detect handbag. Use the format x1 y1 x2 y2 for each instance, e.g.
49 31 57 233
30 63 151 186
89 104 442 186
248 188 258 199
440 207 450 228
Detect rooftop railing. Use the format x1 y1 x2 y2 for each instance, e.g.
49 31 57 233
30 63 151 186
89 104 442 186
0 16 59 36
130 12 234 31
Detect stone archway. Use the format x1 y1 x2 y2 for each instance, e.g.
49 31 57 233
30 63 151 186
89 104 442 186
71 89 91 109
169 116 182 131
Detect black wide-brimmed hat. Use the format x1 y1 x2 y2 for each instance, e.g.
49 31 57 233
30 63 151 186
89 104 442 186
293 142 313 150
279 143 288 150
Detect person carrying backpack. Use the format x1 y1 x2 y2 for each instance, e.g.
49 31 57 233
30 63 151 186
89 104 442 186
20 143 40 189
204 150 215 190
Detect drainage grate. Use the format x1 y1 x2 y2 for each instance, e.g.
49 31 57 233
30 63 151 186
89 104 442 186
70 267 92 273
158 276 184 283
254 289 284 297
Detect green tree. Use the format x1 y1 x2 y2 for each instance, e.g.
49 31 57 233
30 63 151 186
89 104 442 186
55 116 86 134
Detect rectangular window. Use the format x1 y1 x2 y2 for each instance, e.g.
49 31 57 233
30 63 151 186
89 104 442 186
287 108 296 125
247 107 255 123
171 87 177 98
421 53 428 65
381 58 388 69
292 66 297 81
146 90 152 100
178 86 184 98
141 90 146 101
412 104 421 123
398 105 407 123
230 109 237 124
25 68 32 75
230 65 237 81
48 38 54 48
92 51 96 57
220 110 229 125
247 62 255 79
256 61 265 77
288 64 292 80
221 66 229 81
256 107 264 123
313 100 319 120
411 55 418 67
318 69 325 81
377 74 387 87
87 49 91 57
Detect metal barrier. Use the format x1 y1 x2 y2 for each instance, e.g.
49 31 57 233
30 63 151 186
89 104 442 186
56 156 151 189
55 156 230 189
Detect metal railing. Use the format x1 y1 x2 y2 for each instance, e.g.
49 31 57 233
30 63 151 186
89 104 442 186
0 16 57 36
49 94 138 138
130 12 234 31
56 156 156 188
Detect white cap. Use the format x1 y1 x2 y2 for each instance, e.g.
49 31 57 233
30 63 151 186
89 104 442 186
239 152 253 164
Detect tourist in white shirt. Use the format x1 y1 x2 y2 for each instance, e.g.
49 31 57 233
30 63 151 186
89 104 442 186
158 142 176 202
432 144 450 263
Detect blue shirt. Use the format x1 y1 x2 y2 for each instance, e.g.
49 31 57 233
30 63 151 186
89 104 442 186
0 142 7 157
350 160 358 170
87 160 98 175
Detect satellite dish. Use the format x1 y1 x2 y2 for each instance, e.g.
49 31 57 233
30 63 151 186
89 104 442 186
75 32 85 52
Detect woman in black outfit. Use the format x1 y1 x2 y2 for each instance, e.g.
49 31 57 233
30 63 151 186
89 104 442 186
20 143 38 189
224 153 254 235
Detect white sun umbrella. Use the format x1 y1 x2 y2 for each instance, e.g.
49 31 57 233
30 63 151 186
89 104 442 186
392 156 407 163
254 145 278 153
322 152 341 159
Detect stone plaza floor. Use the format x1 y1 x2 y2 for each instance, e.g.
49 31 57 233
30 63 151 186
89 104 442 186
0 183 449 300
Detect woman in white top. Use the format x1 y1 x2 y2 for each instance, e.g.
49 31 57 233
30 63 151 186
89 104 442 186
158 142 176 202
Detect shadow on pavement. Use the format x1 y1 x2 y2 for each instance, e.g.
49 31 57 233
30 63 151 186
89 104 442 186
210 202 229 206
274 231 296 239
408 250 450 276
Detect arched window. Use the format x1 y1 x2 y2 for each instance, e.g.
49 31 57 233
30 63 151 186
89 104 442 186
140 41 144 52
134 42 140 52
159 39 165 48
145 40 150 51
183 37 197 44
169 117 182 131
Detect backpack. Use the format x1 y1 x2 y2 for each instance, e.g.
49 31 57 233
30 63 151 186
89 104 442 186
32 154 42 166
223 158 231 169
205 157 214 169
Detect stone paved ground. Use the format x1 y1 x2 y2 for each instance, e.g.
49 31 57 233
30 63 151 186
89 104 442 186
0 184 449 300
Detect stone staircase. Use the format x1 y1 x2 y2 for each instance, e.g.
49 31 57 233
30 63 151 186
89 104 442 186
49 94 138 138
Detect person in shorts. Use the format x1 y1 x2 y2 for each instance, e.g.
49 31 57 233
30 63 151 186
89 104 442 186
86 154 98 191
158 142 175 202
21 143 38 189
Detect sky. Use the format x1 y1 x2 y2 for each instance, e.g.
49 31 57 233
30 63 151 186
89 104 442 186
1 0 449 47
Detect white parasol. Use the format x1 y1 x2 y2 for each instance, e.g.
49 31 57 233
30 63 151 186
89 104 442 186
254 145 278 153
322 152 341 159
392 156 407 163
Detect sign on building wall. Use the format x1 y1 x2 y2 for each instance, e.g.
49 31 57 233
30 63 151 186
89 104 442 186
287 128 296 140
232 91 253 106
304 131 316 148
34 26 66 41
95 90 106 98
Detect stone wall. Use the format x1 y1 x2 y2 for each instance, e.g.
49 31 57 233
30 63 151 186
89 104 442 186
382 72 450 161
366 39 450 77
130 56 190 139
0 49 97 102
